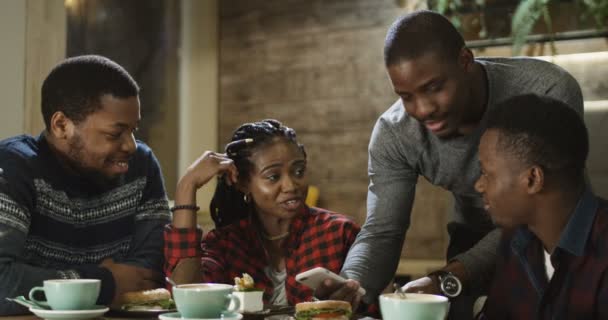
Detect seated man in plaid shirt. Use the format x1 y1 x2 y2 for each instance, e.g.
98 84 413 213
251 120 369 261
476 94 608 319
164 119 363 307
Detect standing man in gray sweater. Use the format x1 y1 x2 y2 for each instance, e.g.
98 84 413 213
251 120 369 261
317 10 583 319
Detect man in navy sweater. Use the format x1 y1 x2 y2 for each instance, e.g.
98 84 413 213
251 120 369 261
0 55 170 315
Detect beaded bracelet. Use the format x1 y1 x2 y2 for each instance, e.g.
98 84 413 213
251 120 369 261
170 204 200 212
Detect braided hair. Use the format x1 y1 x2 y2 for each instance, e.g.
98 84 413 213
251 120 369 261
209 119 306 228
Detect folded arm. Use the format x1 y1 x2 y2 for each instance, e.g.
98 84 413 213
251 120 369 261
118 149 171 270
104 150 171 303
0 195 114 315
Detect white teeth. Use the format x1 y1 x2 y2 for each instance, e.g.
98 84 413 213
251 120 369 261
116 162 127 167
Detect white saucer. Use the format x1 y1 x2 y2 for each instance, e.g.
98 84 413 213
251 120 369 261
29 305 109 320
159 311 243 320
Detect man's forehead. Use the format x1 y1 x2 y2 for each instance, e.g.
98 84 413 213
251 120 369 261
389 55 451 87
479 131 499 154
96 95 140 115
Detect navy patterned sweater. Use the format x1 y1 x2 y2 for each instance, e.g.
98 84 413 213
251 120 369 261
0 134 170 315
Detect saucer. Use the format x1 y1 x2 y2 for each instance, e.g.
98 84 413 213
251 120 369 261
29 305 109 320
159 311 243 320
108 306 176 317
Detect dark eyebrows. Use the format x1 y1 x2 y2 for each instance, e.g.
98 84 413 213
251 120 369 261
394 77 443 96
293 159 307 167
421 77 443 90
111 121 139 130
260 163 281 173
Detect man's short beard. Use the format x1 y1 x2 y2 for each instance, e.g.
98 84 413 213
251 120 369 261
66 134 121 189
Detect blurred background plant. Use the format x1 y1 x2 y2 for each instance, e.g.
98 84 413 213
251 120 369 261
423 0 608 54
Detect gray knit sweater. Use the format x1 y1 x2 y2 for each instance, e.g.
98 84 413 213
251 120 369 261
341 57 584 300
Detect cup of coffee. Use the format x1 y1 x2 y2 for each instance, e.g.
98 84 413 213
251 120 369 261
28 279 101 310
380 293 449 320
173 283 241 318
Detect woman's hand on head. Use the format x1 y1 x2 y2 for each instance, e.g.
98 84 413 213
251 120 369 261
173 151 237 228
183 151 239 189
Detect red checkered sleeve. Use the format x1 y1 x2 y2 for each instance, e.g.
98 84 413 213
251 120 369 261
163 224 203 279
200 229 233 284
285 209 362 303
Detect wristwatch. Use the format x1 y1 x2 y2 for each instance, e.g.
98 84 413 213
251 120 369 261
428 270 463 298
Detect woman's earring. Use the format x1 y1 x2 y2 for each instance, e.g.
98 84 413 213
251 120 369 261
243 194 250 203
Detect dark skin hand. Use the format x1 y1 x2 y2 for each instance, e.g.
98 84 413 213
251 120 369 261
402 275 440 294
100 258 163 306
315 261 468 310
403 260 469 294
173 151 238 228
315 279 363 311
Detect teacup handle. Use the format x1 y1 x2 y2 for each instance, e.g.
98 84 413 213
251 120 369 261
28 287 50 309
225 294 240 314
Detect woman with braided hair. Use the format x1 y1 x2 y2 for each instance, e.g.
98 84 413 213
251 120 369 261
163 119 362 306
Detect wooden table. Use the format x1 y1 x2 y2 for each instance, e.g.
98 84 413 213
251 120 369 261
0 310 175 320
0 311 291 320
0 306 377 320
0 316 378 320
0 315 288 320
0 316 152 320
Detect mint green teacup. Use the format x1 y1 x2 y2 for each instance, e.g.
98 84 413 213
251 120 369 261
380 293 449 320
28 279 100 310
173 283 240 318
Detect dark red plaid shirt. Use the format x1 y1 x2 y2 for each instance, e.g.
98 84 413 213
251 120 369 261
481 190 608 320
164 206 359 305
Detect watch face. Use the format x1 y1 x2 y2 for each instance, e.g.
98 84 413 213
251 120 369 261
440 275 462 298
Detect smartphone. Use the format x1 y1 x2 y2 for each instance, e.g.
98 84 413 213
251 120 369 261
295 267 366 296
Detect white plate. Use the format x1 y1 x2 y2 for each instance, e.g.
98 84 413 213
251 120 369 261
110 306 176 317
29 305 109 320
159 311 243 320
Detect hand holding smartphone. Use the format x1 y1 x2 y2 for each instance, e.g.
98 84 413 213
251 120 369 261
295 267 366 296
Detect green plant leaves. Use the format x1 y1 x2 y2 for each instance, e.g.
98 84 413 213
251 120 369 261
581 0 608 27
511 0 548 55
429 0 606 55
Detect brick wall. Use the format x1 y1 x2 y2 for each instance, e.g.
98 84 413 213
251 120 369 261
218 0 449 260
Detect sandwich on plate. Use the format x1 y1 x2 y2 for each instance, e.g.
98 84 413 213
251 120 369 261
295 300 352 320
119 288 175 311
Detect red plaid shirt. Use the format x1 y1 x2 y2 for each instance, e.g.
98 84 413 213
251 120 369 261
481 190 608 320
164 206 359 305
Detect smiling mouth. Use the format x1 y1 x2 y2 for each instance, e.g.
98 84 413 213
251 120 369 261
281 198 303 210
108 159 130 174
424 119 447 132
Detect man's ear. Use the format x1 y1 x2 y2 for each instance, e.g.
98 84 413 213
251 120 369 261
458 47 475 72
524 165 545 194
48 111 73 139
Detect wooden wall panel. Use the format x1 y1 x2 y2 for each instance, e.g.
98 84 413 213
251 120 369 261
24 0 66 136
